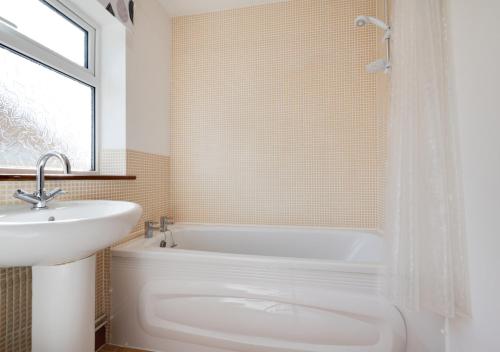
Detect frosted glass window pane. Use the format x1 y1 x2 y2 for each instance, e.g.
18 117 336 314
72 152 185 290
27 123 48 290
0 0 87 66
0 47 94 171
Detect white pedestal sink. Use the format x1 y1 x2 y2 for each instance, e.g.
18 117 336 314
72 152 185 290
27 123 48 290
0 200 142 352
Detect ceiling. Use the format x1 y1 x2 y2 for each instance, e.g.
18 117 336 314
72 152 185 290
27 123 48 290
158 0 289 17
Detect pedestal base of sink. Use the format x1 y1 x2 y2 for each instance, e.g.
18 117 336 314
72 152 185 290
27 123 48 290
32 255 96 352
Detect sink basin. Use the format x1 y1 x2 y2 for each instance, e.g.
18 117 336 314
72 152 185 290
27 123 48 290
0 200 142 267
0 199 142 352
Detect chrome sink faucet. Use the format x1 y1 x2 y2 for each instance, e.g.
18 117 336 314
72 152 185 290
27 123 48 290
14 151 72 209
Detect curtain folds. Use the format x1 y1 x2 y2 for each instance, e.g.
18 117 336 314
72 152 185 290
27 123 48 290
385 0 471 318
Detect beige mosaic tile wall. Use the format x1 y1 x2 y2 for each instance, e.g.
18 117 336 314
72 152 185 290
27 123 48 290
171 0 382 228
0 269 31 352
0 150 169 351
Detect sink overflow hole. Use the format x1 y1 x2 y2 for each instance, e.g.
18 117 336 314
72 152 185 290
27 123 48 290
48 216 56 222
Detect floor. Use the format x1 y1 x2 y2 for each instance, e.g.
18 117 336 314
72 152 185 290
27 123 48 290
99 345 150 352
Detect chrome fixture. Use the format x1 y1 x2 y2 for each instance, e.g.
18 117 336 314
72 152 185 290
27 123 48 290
160 216 174 232
355 15 389 31
144 220 159 239
160 229 177 248
14 151 71 209
145 216 176 247
159 216 176 248
145 217 174 237
355 0 392 73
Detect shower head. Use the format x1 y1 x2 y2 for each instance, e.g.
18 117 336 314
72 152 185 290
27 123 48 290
366 58 391 74
355 12 392 75
355 16 369 27
355 16 389 31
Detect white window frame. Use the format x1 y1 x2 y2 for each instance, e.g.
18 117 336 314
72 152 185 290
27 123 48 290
0 0 99 174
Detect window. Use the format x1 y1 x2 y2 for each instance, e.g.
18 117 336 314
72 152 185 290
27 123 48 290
0 0 97 172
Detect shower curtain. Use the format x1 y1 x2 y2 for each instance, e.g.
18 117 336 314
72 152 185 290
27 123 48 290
385 0 470 318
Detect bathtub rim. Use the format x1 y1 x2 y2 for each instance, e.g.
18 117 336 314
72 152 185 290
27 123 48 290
112 223 384 275
152 222 384 235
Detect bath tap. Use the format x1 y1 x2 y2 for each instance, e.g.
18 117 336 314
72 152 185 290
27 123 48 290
13 151 71 209
160 216 174 232
144 220 159 238
145 217 176 247
159 216 176 248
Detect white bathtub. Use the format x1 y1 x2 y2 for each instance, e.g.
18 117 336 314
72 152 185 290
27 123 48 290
111 224 406 352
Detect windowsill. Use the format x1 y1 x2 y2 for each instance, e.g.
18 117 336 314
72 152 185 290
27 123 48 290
0 174 136 181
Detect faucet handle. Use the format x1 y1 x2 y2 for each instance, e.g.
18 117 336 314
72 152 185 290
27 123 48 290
160 216 174 232
14 189 33 196
45 188 66 201
13 189 39 205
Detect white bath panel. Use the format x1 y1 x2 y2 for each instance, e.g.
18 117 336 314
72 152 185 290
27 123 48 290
149 296 379 346
136 280 402 352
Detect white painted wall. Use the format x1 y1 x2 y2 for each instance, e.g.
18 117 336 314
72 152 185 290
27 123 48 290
100 23 127 151
448 0 500 350
126 0 171 156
